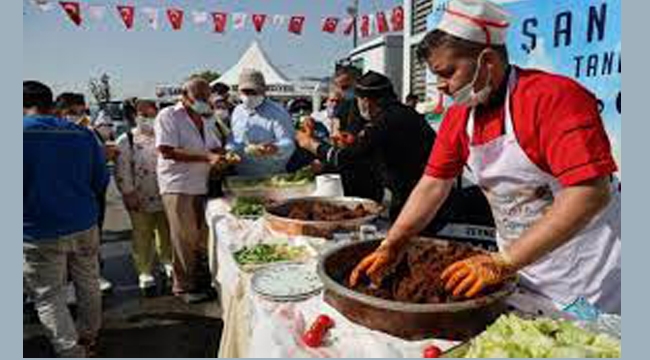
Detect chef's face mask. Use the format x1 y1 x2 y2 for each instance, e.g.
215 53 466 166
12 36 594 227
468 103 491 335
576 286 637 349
241 94 265 110
452 50 492 107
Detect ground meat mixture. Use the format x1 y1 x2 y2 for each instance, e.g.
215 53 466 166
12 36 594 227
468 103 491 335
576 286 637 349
347 242 484 304
285 201 370 221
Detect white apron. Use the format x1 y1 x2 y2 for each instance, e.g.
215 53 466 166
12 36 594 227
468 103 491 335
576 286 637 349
465 69 621 314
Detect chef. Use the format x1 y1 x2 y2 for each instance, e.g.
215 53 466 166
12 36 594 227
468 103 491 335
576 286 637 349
350 0 621 314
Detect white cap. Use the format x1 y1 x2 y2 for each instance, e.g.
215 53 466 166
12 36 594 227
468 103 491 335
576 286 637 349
436 0 510 45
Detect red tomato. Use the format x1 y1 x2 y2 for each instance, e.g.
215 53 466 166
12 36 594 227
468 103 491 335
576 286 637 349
315 314 334 329
423 345 442 358
302 329 323 348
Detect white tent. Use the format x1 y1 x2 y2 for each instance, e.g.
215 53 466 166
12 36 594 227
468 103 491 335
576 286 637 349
212 41 295 95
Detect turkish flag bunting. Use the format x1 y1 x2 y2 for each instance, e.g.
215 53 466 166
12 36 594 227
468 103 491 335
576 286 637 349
252 14 267 33
322 17 339 33
59 2 82 26
212 12 228 33
376 11 389 33
342 17 355 35
167 8 184 30
360 15 370 37
288 15 305 35
116 5 135 30
391 6 404 31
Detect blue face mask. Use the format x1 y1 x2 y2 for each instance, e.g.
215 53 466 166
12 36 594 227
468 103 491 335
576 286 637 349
190 100 213 117
343 89 355 100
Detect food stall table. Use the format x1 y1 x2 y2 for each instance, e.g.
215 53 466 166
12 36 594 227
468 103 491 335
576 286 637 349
205 198 566 358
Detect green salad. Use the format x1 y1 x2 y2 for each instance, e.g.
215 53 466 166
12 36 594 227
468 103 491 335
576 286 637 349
463 314 621 358
231 197 265 217
233 243 308 266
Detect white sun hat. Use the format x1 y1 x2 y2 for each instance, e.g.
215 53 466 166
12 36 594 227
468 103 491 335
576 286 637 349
436 0 511 45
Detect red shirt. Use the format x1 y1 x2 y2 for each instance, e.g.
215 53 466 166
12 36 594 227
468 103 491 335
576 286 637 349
425 67 617 187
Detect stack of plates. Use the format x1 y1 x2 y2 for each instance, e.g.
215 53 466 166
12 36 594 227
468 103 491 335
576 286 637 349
251 262 323 302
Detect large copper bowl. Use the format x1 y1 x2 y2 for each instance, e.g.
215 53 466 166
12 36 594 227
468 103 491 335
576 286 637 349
264 197 383 238
317 238 516 340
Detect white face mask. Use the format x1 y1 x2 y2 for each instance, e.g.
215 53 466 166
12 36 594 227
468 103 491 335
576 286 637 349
214 109 230 121
241 95 264 110
136 116 155 133
452 52 492 107
190 100 214 117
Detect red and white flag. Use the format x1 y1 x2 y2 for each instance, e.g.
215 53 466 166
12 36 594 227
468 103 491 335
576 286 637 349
116 5 135 30
87 5 106 22
252 14 267 33
192 11 209 25
391 5 404 31
272 14 286 27
142 7 159 30
233 13 247 30
376 11 389 33
342 17 355 36
167 8 184 30
212 12 228 33
360 14 371 37
322 17 339 33
59 2 82 26
288 15 305 35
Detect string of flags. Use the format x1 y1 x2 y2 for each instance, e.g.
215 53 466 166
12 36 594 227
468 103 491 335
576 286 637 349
33 1 404 38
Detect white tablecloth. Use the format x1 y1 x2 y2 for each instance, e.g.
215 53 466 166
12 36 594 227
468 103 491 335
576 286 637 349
205 198 563 358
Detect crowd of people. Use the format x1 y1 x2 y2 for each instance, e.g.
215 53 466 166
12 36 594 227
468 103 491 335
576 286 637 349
25 62 461 356
23 1 621 357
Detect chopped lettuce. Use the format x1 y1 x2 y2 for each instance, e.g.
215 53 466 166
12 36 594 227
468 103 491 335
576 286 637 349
464 314 621 358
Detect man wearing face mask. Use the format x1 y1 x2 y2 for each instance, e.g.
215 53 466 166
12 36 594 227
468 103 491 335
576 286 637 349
115 100 172 293
350 0 621 314
296 71 448 227
155 77 228 304
55 92 91 126
227 69 295 177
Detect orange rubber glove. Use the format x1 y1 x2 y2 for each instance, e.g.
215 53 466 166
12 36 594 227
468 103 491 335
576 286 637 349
440 253 515 298
348 245 398 287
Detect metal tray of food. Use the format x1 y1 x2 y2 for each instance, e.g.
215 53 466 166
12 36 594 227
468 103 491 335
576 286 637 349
264 196 383 238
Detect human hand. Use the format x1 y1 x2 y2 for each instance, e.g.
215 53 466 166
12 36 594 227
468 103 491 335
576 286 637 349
295 130 316 150
348 243 399 287
440 253 515 298
122 192 141 212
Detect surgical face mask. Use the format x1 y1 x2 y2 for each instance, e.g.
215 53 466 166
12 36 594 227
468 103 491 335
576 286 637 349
214 108 229 120
190 100 214 117
136 116 155 133
452 52 492 107
326 105 336 118
241 95 264 110
343 89 355 100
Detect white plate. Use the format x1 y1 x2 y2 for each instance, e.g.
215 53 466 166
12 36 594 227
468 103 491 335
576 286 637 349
251 262 322 301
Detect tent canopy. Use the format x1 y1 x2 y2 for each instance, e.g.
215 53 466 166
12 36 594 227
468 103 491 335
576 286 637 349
212 41 291 89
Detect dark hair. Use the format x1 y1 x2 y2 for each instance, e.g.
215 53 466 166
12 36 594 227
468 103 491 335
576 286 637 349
24 81 54 110
211 82 230 95
334 65 361 80
406 93 419 101
416 29 509 64
135 99 157 110
55 92 86 112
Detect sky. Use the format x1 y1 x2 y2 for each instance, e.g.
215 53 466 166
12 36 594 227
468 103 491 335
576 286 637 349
24 0 402 100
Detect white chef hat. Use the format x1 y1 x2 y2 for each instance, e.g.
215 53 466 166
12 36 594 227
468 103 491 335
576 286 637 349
436 0 510 46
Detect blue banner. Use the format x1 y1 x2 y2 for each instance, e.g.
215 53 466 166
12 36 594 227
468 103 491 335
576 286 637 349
427 0 621 173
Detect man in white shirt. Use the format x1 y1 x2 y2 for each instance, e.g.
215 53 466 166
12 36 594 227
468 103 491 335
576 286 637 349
155 77 227 304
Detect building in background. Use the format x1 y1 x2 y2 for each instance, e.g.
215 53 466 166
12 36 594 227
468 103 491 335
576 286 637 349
402 0 434 102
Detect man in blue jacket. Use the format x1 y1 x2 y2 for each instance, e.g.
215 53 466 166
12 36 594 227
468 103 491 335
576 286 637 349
23 81 109 357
